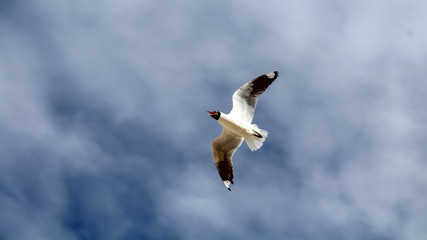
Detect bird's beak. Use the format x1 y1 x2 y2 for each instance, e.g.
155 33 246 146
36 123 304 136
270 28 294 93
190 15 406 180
207 111 215 116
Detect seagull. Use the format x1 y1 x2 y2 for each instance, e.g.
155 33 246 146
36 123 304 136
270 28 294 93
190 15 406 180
208 71 279 191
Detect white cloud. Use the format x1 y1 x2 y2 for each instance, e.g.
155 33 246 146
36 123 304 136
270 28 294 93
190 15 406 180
1 0 427 239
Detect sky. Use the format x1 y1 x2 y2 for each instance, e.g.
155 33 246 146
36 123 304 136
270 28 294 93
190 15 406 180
1 0 427 239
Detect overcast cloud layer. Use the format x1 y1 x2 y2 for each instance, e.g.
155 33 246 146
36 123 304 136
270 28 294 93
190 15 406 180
1 0 427 239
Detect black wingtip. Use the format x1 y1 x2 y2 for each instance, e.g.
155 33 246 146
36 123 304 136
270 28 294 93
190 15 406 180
270 71 279 79
228 188 231 191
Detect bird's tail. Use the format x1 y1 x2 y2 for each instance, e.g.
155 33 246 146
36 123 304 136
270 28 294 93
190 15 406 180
244 124 268 151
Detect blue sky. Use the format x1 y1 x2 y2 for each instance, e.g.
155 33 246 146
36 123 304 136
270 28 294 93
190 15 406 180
1 0 427 239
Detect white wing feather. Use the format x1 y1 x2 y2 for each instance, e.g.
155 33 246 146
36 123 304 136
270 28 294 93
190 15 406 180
229 71 278 123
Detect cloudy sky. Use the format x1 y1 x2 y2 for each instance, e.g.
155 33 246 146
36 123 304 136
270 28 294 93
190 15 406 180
1 0 427 239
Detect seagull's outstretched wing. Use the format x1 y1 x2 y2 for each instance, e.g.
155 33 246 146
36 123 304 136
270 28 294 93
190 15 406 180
229 71 279 123
211 129 244 191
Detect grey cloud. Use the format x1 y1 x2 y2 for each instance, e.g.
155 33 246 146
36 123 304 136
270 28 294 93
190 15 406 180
1 0 427 239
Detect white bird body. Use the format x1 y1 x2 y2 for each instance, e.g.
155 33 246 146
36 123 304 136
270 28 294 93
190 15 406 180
217 113 252 138
208 71 278 191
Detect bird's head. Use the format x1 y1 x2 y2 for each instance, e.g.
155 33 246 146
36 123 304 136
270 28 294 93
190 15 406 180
207 111 220 120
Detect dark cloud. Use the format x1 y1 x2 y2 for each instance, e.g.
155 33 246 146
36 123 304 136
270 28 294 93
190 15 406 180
1 0 427 239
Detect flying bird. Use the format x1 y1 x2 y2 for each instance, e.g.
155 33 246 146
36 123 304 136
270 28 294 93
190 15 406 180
208 71 279 191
